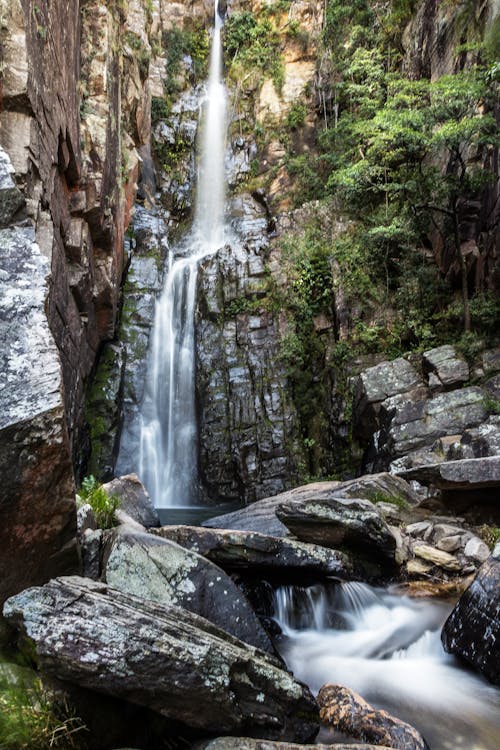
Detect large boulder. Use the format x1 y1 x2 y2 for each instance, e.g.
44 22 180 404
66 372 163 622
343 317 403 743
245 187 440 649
3 577 319 742
196 740 390 750
152 525 353 580
103 474 160 528
441 552 500 685
422 345 469 390
399 456 500 490
276 498 397 564
317 684 429 750
103 529 273 652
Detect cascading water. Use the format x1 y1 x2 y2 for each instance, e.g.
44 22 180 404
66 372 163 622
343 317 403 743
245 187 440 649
137 0 227 507
273 582 500 750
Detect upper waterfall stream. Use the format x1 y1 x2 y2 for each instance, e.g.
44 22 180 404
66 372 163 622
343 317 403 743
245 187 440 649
137 1 227 507
273 582 500 750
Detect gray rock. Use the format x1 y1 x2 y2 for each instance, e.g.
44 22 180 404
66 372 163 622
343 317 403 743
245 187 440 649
423 345 469 389
196 740 390 750
318 684 429 750
3 577 319 740
77 503 98 535
442 556 500 685
276 497 397 562
81 528 103 579
450 417 500 460
386 387 488 458
399 456 500 489
406 521 432 538
482 347 500 375
103 529 273 652
151 525 352 579
0 147 24 226
412 544 461 571
463 537 490 563
436 535 462 553
103 474 160 528
0 226 77 604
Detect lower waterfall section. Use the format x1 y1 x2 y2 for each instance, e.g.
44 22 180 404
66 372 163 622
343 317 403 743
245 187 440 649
272 582 500 750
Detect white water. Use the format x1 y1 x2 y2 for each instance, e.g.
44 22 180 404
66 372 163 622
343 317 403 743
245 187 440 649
138 1 227 507
273 582 500 750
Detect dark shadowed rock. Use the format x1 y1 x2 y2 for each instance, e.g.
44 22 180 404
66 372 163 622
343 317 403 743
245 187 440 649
3 577 319 741
103 474 160 527
422 345 469 390
276 498 397 562
151 525 353 579
317 684 429 750
103 529 273 652
442 553 500 685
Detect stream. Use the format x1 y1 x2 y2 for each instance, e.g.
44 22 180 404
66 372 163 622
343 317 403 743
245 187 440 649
272 582 500 750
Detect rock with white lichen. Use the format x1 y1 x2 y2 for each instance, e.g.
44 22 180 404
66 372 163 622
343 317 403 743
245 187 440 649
102 528 273 652
3 577 318 741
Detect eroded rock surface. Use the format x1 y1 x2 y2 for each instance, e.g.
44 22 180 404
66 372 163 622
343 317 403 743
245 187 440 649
103 474 160 528
3 577 319 741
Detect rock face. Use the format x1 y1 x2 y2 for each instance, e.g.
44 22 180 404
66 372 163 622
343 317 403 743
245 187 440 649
196 740 390 750
103 529 273 651
3 577 319 741
317 684 429 750
152 525 352 579
441 553 500 685
0 223 78 604
400 456 500 490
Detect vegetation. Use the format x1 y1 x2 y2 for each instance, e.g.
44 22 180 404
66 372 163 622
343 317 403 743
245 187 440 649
223 11 284 91
0 667 86 750
77 476 119 529
478 524 500 550
159 23 209 113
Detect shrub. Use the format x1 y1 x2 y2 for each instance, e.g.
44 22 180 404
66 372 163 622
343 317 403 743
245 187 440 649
0 668 86 750
78 476 119 529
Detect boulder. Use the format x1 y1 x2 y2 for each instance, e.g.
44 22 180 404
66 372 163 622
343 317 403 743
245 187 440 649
412 544 461 572
317 684 429 750
103 529 273 652
0 146 24 226
103 474 160 528
398 456 500 490
3 577 318 741
422 345 469 389
195 739 390 750
152 525 352 579
442 554 500 685
276 498 397 563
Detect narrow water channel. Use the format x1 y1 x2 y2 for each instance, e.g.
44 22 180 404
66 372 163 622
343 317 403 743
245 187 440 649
272 582 500 750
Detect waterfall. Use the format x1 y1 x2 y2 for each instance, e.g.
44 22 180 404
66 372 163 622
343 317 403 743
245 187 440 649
272 582 500 750
137 0 227 507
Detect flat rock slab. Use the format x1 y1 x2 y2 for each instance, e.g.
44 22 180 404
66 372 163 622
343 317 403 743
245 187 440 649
412 544 461 572
442 555 500 685
276 498 397 562
151 525 352 579
196 739 391 750
3 577 318 741
103 529 273 652
423 345 469 388
317 684 429 750
399 456 500 489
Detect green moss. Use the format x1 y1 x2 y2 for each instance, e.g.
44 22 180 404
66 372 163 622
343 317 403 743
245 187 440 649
370 490 409 510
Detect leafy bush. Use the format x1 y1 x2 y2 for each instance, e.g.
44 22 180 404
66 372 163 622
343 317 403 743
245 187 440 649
78 476 119 529
0 668 86 750
223 11 284 91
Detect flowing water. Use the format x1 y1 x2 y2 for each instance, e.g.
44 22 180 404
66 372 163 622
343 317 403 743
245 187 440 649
137 1 227 507
273 582 500 750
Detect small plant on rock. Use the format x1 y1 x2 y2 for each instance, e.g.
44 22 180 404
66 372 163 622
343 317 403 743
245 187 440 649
78 475 119 529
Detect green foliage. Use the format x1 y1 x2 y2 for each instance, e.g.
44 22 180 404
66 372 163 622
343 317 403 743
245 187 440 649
78 476 119 529
0 668 86 750
151 95 169 124
286 101 307 130
369 489 409 509
478 524 500 549
223 11 284 91
124 31 150 80
161 24 209 109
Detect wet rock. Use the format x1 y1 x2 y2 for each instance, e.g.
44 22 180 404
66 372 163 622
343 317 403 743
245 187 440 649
276 498 397 564
317 684 429 750
103 474 160 528
442 554 500 685
422 345 469 390
3 577 319 741
103 529 273 652
151 525 352 579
